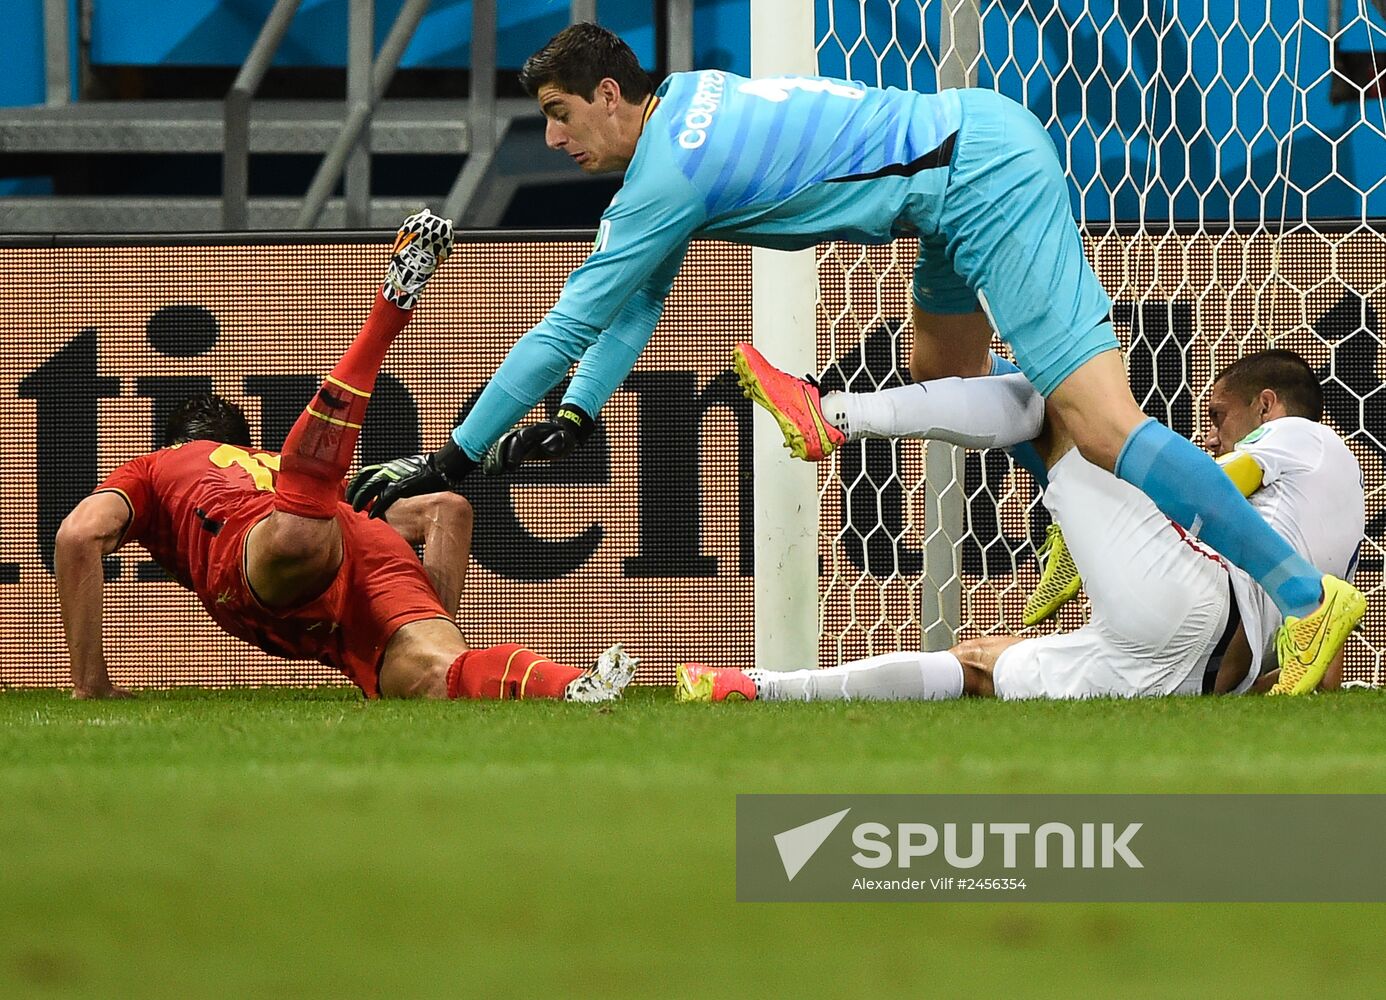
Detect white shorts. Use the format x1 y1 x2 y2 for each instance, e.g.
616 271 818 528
992 450 1233 700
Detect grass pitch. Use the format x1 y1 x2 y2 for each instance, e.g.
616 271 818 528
2 687 1385 998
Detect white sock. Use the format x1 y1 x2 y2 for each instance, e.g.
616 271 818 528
819 392 851 434
822 373 1042 448
749 651 965 702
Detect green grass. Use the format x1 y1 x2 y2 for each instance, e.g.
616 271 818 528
3 687 1385 998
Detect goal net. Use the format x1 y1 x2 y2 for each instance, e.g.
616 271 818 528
799 0 1386 683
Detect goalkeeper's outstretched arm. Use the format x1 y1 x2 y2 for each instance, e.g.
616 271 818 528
480 245 686 475
350 133 705 515
451 154 704 463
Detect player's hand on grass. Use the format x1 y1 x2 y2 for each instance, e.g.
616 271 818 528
347 438 476 519
481 405 595 475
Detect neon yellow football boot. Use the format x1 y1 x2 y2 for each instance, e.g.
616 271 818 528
1023 523 1082 627
1270 575 1367 696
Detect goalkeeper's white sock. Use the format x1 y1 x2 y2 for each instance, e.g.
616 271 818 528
749 651 965 702
821 373 1042 448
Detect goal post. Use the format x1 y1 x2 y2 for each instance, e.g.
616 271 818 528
749 3 820 671
921 0 982 652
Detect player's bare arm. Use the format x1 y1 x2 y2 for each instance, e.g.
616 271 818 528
54 491 137 699
1251 648 1346 694
1200 622 1339 696
382 492 474 616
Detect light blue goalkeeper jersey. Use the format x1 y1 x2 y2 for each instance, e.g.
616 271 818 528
454 71 964 459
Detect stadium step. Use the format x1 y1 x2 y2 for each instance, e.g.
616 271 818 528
0 98 525 155
0 97 580 231
0 196 433 233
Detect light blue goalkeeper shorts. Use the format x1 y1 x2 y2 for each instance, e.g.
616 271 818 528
910 88 1117 397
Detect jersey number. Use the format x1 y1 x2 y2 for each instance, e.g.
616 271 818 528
209 444 281 492
738 77 865 103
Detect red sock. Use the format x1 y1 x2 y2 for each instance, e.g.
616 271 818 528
275 291 412 518
445 644 585 700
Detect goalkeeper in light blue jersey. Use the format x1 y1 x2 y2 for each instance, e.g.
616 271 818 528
349 23 1364 694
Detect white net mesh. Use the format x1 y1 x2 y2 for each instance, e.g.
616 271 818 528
810 1 1386 683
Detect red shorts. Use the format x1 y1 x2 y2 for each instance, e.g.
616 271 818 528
198 499 449 696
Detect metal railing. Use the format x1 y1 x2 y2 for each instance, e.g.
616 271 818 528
43 0 70 106
295 0 432 228
440 0 497 224
664 0 694 74
344 0 374 228
220 0 696 231
222 0 304 230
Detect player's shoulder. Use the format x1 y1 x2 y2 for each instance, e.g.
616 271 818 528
143 438 219 471
652 68 880 122
146 438 277 487
1236 409 1308 445
654 69 740 107
1293 416 1364 477
1239 415 1361 480
1236 415 1323 450
646 70 738 154
651 69 878 148
101 444 168 485
643 69 866 177
614 74 735 212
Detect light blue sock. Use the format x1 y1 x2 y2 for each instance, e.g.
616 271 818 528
1115 417 1322 617
988 353 1049 488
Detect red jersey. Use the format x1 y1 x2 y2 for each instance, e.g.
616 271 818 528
97 440 283 595
95 440 448 694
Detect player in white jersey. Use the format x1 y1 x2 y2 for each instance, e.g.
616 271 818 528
1203 351 1365 692
677 350 1365 702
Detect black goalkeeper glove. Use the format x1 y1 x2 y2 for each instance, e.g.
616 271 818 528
346 437 477 519
481 404 596 475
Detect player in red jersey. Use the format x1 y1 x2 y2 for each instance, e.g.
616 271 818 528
54 211 635 702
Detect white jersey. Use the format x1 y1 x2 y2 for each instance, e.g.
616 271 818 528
993 449 1235 700
1223 417 1365 686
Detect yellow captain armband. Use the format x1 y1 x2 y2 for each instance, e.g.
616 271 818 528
1216 450 1265 497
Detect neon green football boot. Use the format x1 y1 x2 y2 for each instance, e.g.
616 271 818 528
1023 523 1082 627
1270 575 1367 696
